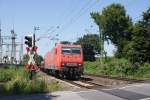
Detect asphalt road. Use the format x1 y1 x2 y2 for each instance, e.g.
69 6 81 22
1 83 150 100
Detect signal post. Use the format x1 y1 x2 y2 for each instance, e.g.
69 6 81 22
24 35 39 80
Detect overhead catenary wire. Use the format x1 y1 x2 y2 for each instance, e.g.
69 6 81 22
58 0 96 31
58 0 76 25
42 1 76 37
63 0 92 22
59 0 100 34
40 0 96 42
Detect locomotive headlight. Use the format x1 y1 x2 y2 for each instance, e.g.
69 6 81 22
78 64 82 66
62 63 65 66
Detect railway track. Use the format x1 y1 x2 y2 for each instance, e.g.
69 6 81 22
63 73 142 89
39 70 107 89
40 69 141 90
64 79 106 89
84 73 143 82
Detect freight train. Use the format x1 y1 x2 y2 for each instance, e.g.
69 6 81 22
43 43 84 79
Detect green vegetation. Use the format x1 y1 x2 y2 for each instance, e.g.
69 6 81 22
75 34 101 61
126 8 150 64
0 68 60 96
90 4 150 64
91 3 133 58
84 58 150 80
82 4 150 80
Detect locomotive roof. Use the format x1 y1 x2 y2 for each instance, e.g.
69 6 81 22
57 43 81 48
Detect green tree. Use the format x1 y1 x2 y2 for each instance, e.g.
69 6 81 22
127 8 150 64
22 54 29 65
34 54 44 66
75 34 100 61
91 3 133 57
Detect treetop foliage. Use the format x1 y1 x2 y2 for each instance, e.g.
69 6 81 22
91 3 133 42
75 34 101 53
127 7 150 64
90 3 149 64
75 34 100 61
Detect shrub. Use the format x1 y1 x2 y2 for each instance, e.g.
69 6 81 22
11 79 27 94
0 69 15 82
1 77 57 95
24 78 48 94
0 68 61 95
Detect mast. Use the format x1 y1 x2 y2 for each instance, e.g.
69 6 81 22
0 21 2 63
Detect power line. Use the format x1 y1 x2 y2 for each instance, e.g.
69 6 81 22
132 15 142 22
41 1 96 43
58 0 95 32
59 0 100 33
58 0 76 25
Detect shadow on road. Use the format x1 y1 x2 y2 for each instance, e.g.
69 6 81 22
0 93 59 100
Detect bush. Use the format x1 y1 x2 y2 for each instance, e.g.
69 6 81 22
23 78 48 94
11 79 28 94
0 76 60 95
134 63 150 78
0 69 15 82
84 57 150 79
0 68 60 95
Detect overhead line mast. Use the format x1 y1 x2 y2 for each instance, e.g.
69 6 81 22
0 21 2 63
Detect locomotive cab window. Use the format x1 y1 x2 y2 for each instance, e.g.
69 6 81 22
72 48 81 54
62 47 81 55
62 48 71 54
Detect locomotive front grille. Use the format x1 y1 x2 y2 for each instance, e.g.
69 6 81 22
66 63 78 66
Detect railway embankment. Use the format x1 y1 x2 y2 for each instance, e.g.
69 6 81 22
0 67 62 96
38 71 87 91
84 58 150 80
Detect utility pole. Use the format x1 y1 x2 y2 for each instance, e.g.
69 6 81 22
11 29 16 64
19 37 23 63
0 21 2 63
99 26 104 64
33 26 40 47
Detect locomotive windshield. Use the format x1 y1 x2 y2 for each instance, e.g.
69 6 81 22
72 48 81 54
62 47 81 55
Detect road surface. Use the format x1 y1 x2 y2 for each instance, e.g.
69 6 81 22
1 83 150 100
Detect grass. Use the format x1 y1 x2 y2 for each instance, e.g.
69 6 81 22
84 57 150 80
0 68 28 82
0 67 60 96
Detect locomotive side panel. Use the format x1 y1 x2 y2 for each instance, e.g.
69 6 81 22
44 52 51 69
44 48 57 70
55 45 62 70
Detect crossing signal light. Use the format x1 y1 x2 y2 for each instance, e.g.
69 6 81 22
25 36 32 47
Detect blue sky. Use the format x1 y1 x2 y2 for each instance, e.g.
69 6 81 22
0 0 150 57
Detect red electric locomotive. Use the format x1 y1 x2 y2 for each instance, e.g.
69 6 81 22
44 43 84 79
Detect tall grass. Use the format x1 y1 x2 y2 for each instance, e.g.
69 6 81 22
84 57 150 80
0 67 60 96
0 68 28 82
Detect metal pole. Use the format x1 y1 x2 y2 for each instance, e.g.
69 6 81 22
99 26 102 64
19 37 23 63
33 26 40 47
33 33 35 47
0 22 2 63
